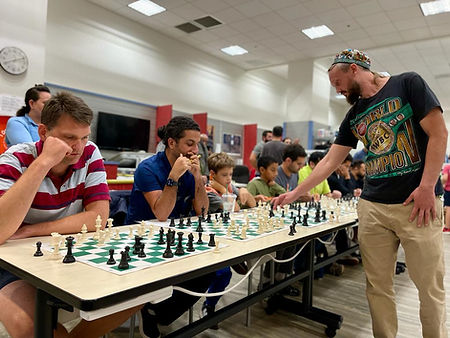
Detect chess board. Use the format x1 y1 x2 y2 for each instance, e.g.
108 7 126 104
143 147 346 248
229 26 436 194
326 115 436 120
148 206 330 242
43 230 220 275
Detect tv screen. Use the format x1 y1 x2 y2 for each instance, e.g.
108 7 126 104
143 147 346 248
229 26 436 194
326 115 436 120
96 112 150 151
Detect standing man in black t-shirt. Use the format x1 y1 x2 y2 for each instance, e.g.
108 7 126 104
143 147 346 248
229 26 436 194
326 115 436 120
273 49 447 337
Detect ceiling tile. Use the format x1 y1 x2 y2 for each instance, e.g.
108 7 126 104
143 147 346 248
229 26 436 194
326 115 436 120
213 7 247 24
302 0 342 14
170 3 205 20
252 11 286 28
377 0 419 11
346 1 383 17
190 0 230 13
260 0 300 10
356 13 391 27
364 23 397 36
233 1 273 17
276 3 312 21
394 17 427 31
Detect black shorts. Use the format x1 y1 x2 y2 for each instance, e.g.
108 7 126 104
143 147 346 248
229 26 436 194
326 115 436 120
0 268 20 289
444 191 450 207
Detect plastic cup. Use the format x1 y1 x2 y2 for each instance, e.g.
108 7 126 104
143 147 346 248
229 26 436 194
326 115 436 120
222 194 237 213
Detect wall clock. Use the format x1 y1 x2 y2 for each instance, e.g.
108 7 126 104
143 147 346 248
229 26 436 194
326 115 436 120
0 46 28 75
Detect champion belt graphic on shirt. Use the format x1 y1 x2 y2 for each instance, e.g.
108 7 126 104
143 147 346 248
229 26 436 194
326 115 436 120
350 97 421 179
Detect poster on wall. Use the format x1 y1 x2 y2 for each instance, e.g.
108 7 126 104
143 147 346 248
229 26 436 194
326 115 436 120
222 133 241 154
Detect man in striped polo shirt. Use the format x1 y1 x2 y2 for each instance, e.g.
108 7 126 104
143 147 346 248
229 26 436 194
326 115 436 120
0 92 139 337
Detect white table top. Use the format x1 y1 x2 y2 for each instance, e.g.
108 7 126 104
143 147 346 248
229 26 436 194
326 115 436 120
0 213 357 311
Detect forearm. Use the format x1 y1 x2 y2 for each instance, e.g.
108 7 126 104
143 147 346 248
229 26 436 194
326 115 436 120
193 176 209 215
151 188 178 221
0 158 51 244
421 133 447 189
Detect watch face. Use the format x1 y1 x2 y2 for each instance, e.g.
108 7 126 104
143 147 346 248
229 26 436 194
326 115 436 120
0 47 28 75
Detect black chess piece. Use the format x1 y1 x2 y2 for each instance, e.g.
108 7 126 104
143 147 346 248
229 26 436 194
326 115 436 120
322 210 327 221
187 233 195 252
125 245 131 261
178 218 184 227
314 209 321 223
269 207 275 218
196 218 204 232
201 206 206 221
118 251 129 269
208 233 216 247
281 210 285 218
187 217 192 226
34 241 43 257
302 214 308 227
157 228 165 244
288 225 295 236
292 220 297 233
138 243 146 258
196 232 204 244
163 232 174 258
169 218 175 227
107 249 116 265
133 235 143 254
175 232 185 256
170 229 176 246
290 211 294 219
63 236 76 263
206 212 212 223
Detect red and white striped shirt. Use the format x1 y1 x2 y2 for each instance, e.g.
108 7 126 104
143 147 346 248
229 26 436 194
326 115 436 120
0 140 110 225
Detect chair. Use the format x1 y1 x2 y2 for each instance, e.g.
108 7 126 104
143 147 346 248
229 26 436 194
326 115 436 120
232 165 250 184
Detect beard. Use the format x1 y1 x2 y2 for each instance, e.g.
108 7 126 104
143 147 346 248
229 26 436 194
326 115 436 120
346 81 362 105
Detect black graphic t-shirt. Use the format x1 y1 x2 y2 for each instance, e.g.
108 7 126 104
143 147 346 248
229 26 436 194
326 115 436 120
334 72 442 204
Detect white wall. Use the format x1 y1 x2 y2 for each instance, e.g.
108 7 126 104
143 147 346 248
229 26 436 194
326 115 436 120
0 0 47 96
44 0 287 130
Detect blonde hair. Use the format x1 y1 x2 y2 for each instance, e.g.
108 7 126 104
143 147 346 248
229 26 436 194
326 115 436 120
207 152 235 172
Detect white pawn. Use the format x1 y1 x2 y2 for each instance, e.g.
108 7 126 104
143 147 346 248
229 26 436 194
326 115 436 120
114 228 121 240
107 218 114 230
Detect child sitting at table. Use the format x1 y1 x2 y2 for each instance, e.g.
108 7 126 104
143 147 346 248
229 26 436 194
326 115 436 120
247 155 286 201
201 152 255 328
206 152 255 213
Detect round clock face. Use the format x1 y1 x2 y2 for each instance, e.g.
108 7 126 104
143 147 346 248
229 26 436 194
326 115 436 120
0 47 28 75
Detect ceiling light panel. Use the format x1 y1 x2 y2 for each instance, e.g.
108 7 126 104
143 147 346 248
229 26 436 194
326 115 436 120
128 0 166 17
301 25 334 39
221 45 248 56
420 0 450 16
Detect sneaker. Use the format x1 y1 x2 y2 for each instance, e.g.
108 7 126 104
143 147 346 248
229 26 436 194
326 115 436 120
337 255 360 266
328 262 345 276
443 227 450 234
138 304 161 338
201 302 219 330
281 285 301 297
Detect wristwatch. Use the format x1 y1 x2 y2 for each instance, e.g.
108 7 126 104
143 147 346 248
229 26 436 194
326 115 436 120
166 178 178 187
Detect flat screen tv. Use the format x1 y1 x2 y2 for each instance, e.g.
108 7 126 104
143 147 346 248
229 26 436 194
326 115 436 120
96 112 150 151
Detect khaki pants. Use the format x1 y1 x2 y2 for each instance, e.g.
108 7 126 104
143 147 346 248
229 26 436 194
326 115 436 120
357 198 447 338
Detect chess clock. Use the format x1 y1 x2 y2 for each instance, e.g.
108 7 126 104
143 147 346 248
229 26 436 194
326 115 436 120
0 46 29 75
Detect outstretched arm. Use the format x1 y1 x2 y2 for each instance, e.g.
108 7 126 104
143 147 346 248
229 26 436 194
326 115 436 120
272 144 352 208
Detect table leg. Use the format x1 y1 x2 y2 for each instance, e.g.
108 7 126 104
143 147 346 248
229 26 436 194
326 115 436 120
34 288 55 338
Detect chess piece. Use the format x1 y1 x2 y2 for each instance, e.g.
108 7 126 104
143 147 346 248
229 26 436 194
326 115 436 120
107 249 116 265
288 225 295 236
175 232 185 256
208 233 216 247
118 251 129 269
197 232 204 244
34 241 43 257
169 218 175 227
63 236 76 263
196 218 204 232
138 244 146 258
133 236 143 254
157 228 165 244
206 212 212 223
187 233 195 252
124 246 131 261
213 240 220 254
163 232 174 258
178 218 184 227
187 217 192 226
